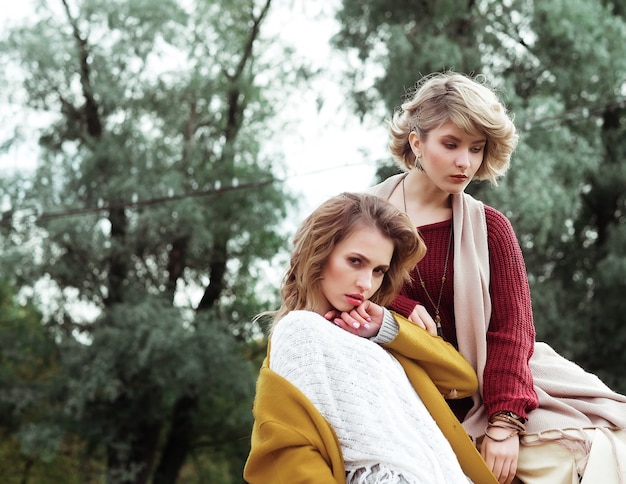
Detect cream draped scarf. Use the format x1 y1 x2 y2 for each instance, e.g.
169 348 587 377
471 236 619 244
367 174 626 442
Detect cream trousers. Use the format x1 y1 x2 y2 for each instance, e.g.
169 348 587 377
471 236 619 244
513 428 626 484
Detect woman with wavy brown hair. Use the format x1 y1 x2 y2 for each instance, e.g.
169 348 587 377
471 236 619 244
245 192 498 483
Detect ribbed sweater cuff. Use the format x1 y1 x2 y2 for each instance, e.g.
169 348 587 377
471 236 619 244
371 308 399 344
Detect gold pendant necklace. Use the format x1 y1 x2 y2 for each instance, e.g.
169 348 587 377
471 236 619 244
402 174 452 337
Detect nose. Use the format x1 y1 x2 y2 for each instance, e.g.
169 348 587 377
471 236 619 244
456 150 471 168
356 271 372 293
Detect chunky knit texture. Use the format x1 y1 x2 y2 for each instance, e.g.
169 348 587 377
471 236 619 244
270 310 471 484
368 174 626 481
389 207 538 420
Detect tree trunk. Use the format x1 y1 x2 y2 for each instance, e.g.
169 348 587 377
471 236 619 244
152 396 198 484
106 419 162 484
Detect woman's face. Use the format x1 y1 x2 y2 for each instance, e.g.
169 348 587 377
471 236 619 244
316 226 394 315
411 121 486 194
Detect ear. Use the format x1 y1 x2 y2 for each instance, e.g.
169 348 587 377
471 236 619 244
408 131 422 158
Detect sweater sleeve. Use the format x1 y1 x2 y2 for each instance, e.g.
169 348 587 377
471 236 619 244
384 312 478 399
389 294 421 318
483 207 538 419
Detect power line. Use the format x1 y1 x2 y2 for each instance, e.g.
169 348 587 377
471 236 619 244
0 161 377 227
38 178 276 222
0 179 275 228
523 96 626 131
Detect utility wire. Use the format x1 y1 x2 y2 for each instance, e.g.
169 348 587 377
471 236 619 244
37 178 276 222
522 96 626 131
0 178 275 228
0 161 376 227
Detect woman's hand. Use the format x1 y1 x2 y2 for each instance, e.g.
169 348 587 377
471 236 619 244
481 428 519 484
323 300 384 338
407 304 439 336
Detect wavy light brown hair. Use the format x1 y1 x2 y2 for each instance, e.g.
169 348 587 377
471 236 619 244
269 192 425 327
388 71 519 185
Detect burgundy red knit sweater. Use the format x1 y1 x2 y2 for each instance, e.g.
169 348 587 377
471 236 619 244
390 206 538 421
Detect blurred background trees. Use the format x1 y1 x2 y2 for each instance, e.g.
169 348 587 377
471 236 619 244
0 0 298 482
1 0 625 482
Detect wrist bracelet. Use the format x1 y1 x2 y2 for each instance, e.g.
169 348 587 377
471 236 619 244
492 410 526 424
484 425 520 442
490 413 526 432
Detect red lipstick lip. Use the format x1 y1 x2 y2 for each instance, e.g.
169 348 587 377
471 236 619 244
346 294 364 304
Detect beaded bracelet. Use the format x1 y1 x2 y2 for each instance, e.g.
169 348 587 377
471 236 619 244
489 413 526 432
484 422 522 442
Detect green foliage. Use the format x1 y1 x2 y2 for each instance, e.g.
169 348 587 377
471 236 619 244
0 281 56 434
335 0 626 394
333 0 486 118
56 301 256 482
0 282 104 482
0 0 305 481
587 223 626 390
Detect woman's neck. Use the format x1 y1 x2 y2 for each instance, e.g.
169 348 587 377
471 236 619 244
400 171 452 227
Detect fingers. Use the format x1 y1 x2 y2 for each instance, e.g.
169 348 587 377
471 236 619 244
324 302 382 338
481 437 519 484
337 311 371 331
423 320 438 336
482 448 508 484
323 310 340 321
332 314 377 338
408 305 438 336
496 462 516 484
408 315 427 330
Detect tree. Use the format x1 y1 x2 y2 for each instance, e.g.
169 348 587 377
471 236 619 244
332 0 626 392
0 0 303 481
0 281 67 483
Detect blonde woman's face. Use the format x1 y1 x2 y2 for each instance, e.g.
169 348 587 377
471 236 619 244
411 121 486 194
316 226 393 315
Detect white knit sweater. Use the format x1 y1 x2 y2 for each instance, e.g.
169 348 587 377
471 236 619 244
270 310 471 483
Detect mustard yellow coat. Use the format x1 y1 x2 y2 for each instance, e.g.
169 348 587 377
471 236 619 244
244 313 498 484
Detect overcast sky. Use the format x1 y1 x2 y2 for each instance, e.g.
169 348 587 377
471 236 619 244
264 1 387 217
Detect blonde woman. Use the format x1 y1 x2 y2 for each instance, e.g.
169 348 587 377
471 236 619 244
369 71 626 484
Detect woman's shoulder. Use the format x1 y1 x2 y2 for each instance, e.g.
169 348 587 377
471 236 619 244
269 311 361 377
271 311 338 347
483 204 515 232
482 204 524 257
272 310 319 334
366 173 406 199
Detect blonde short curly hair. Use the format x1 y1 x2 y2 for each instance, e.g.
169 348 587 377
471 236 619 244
388 71 519 185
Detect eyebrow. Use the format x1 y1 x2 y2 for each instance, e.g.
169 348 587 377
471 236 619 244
443 134 487 144
350 252 370 263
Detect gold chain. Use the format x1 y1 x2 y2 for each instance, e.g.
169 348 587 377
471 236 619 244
402 174 452 337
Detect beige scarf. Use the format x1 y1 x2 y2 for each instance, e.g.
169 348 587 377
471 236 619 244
368 174 626 441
